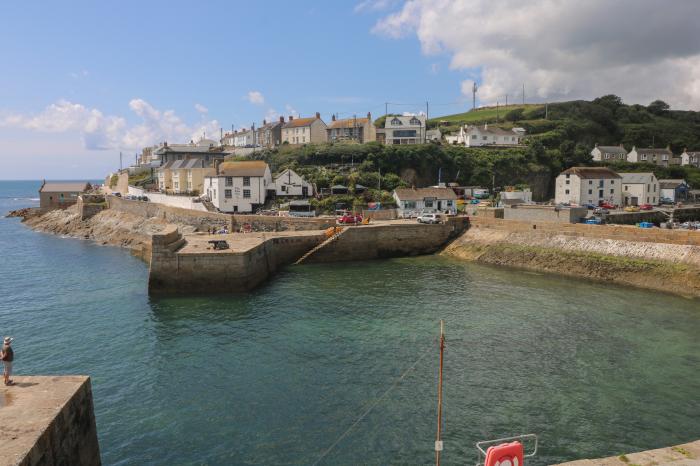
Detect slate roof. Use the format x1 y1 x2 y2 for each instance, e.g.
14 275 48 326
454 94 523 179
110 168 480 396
595 145 627 154
40 182 91 193
394 187 458 201
620 173 656 184
658 179 687 189
217 161 269 177
561 167 621 179
635 147 673 155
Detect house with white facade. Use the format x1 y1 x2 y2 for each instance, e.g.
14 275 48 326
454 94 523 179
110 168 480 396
680 149 700 168
383 115 426 145
590 144 627 162
281 113 327 145
626 146 680 167
273 168 314 197
555 167 622 206
620 173 659 206
204 161 272 213
460 124 525 147
392 187 458 217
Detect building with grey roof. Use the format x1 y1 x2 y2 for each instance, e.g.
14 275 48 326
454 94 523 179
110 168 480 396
620 172 659 206
591 144 627 161
39 181 92 209
626 146 680 167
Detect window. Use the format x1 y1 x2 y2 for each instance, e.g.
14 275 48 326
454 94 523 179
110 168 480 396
403 201 416 209
610 189 614 194
390 117 402 126
610 180 615 184
641 154 647 161
588 189 592 195
409 117 421 125
225 177 233 186
243 189 251 199
393 130 417 138
565 189 570 194
471 135 477 139
243 176 250 186
565 179 570 185
425 199 434 207
281 185 287 192
566 174 570 178
225 189 232 199
589 180 592 185
482 136 487 140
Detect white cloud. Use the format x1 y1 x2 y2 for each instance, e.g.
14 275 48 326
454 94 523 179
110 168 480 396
264 108 280 122
355 0 399 13
373 0 700 108
284 104 299 118
246 91 265 105
194 103 208 114
0 99 220 151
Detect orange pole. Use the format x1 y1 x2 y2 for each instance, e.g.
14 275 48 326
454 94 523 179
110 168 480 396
436 320 445 466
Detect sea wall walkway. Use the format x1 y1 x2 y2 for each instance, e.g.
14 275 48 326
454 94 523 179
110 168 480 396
555 439 700 465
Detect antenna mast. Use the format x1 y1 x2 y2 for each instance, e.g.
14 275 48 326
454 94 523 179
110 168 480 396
472 82 478 110
435 320 445 466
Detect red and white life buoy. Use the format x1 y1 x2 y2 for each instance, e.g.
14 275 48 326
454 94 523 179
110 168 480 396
484 441 524 466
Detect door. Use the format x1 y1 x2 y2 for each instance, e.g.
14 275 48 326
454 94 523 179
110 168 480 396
302 186 308 197
437 201 443 210
631 197 638 206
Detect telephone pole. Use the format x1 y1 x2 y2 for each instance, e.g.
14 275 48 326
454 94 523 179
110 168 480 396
472 82 478 110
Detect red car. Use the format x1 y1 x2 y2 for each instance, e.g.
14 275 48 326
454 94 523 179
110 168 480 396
600 202 615 209
639 203 653 210
337 213 363 224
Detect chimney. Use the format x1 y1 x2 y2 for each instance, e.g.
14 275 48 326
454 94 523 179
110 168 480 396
332 115 336 121
289 115 294 121
315 112 320 119
279 116 285 123
367 112 371 120
214 159 222 174
263 119 267 125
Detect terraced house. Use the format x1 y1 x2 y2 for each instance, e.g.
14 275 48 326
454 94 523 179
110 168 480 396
626 146 680 167
590 144 627 161
281 113 327 145
681 149 700 168
326 113 376 143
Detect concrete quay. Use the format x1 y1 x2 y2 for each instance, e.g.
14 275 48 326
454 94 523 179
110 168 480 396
0 376 100 466
555 439 700 465
148 217 469 294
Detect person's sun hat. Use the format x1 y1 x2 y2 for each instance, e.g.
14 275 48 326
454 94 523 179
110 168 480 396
3 337 13 345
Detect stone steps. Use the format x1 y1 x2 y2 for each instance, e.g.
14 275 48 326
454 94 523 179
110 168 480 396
294 228 347 265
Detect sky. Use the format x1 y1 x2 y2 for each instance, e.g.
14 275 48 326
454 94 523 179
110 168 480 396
1 0 699 179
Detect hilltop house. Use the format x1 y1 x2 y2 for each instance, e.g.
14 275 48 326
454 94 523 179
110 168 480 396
392 187 458 217
626 146 680 167
681 149 700 168
555 167 622 206
204 161 273 213
326 113 376 143
281 113 327 145
273 168 314 197
459 124 525 147
383 115 426 145
620 173 659 206
591 144 627 161
39 181 92 209
256 118 284 149
659 179 690 203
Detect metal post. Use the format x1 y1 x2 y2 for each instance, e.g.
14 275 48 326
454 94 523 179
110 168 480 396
435 320 445 466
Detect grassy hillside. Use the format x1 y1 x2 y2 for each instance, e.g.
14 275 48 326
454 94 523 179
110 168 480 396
430 104 542 126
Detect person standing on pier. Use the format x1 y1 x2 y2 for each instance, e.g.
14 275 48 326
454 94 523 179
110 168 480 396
1 337 14 386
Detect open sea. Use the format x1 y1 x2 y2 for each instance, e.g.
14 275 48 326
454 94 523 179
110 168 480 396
1 180 699 465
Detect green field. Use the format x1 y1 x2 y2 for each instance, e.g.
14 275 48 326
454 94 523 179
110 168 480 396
429 103 543 126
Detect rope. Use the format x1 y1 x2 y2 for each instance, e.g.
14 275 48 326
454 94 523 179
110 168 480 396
311 343 435 466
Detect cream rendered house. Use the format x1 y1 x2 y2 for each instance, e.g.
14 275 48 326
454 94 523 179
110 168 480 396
620 173 659 206
590 144 627 162
281 113 327 145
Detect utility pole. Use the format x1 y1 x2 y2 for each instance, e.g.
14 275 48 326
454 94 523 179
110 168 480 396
426 101 429 144
522 83 525 105
496 101 499 122
472 82 478 110
385 102 388 118
119 151 122 171
505 94 508 108
545 102 548 120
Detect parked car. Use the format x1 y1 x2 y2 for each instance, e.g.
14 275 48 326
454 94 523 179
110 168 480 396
600 202 615 210
624 206 640 212
337 213 363 224
593 207 609 215
660 197 674 205
639 203 653 210
417 213 443 224
583 203 597 210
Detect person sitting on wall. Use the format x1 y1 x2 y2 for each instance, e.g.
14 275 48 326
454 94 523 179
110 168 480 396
1 337 14 386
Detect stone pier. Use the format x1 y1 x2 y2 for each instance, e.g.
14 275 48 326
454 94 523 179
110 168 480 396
0 376 101 466
555 439 700 465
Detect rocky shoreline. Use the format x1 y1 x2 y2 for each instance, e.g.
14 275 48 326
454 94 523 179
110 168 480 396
442 224 700 299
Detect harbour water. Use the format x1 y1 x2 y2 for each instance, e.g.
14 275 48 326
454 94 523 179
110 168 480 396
1 180 699 465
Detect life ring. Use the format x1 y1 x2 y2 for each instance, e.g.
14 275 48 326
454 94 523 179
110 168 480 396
484 441 523 466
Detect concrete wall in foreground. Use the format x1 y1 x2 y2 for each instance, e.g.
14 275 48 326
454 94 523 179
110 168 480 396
148 227 325 294
306 217 470 263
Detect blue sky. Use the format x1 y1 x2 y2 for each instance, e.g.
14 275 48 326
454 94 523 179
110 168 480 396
0 0 466 179
2 0 698 180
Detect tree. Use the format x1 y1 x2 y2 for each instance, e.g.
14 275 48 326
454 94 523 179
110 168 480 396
593 94 623 112
647 100 670 115
504 108 524 122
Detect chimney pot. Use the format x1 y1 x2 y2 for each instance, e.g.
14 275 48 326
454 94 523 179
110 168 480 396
289 115 294 121
280 116 285 123
332 115 336 121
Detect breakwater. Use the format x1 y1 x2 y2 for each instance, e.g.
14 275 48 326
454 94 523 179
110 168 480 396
444 217 700 298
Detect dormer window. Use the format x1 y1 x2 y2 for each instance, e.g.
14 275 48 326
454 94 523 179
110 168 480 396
391 117 402 126
409 117 421 125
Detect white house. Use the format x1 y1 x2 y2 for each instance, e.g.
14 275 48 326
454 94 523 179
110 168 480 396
590 144 627 161
680 150 700 168
555 167 622 206
392 187 458 217
620 173 659 206
460 124 525 147
384 115 426 145
204 161 272 213
273 168 314 197
626 146 680 167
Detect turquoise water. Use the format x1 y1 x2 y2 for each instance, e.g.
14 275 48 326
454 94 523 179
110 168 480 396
1 180 699 465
